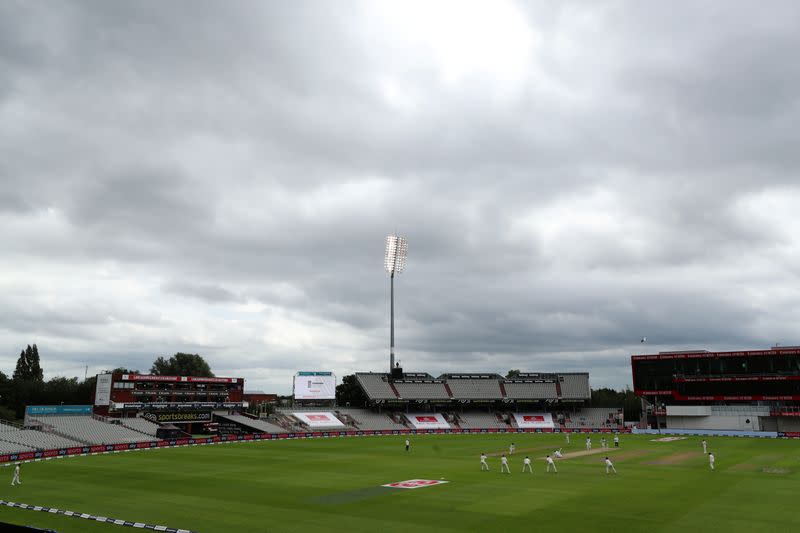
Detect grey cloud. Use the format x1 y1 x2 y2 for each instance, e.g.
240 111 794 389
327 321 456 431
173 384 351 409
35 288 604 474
1 1 800 393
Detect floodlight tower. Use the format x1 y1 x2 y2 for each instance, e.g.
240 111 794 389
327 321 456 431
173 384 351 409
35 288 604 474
384 234 408 373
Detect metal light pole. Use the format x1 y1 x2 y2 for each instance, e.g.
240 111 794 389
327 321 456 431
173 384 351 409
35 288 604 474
384 234 408 373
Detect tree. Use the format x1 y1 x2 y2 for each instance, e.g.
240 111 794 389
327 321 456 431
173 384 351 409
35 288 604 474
13 344 44 382
150 353 214 377
505 369 521 379
106 367 140 375
336 374 367 407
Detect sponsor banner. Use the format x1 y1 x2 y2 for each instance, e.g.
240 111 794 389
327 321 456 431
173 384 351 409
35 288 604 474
116 402 243 410
405 413 450 430
292 412 344 428
512 413 554 429
25 405 93 416
94 374 113 406
382 479 449 489
143 411 211 423
293 372 336 400
120 374 239 383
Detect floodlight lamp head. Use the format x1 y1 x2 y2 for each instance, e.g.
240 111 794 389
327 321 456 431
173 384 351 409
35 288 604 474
384 234 408 274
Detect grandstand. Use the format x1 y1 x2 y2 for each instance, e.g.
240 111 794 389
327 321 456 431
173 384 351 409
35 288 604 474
28 414 155 445
334 408 407 430
354 373 398 399
445 374 504 400
354 371 590 403
215 413 287 434
633 346 800 431
119 416 161 437
455 412 509 429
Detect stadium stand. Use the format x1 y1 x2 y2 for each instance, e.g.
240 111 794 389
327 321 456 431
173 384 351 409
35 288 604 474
119 416 161 437
216 414 287 434
0 429 82 451
558 373 591 399
503 381 558 399
563 407 622 429
446 378 503 400
335 408 406 430
29 415 155 444
354 373 398 399
393 381 450 400
456 412 509 429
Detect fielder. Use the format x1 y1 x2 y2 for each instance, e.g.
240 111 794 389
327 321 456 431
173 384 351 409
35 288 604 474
405 438 410 452
708 452 715 470
565 433 570 445
522 456 533 473
586 436 592 450
600 437 607 449
614 434 620 447
546 455 557 473
501 454 511 474
604 457 617 474
480 453 489 471
509 442 515 455
702 439 707 454
11 464 21 486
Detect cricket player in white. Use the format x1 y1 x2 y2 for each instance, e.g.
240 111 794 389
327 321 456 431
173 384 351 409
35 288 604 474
614 434 619 447
604 457 617 474
565 433 570 444
405 439 410 452
522 456 532 473
586 437 592 450
501 454 511 474
11 464 21 486
546 455 557 473
702 439 707 454
509 442 515 455
480 453 489 471
600 437 607 449
554 449 563 458
708 452 715 470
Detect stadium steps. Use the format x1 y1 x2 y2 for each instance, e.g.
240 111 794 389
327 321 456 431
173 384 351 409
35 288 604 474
555 380 562 397
29 419 94 446
443 383 454 398
388 382 401 398
499 382 507 398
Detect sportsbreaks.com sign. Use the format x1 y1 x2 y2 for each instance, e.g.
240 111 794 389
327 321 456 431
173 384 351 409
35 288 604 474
143 411 212 423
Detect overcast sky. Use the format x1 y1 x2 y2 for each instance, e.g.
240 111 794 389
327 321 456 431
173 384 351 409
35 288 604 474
1 1 799 394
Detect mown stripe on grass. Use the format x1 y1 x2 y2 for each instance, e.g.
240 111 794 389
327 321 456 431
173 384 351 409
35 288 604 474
0 500 197 532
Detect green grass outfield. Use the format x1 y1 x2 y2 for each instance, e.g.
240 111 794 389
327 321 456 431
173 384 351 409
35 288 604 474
0 433 798 532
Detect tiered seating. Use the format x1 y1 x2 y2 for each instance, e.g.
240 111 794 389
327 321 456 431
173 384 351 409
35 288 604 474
119 417 160 436
335 409 406 430
563 407 622 428
393 381 450 400
447 379 502 399
0 429 82 450
559 373 591 399
31 415 154 444
456 412 508 429
217 414 288 433
355 373 398 399
503 381 558 399
0 439 35 453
